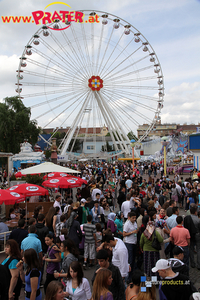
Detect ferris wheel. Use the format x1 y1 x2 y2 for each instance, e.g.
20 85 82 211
16 10 164 159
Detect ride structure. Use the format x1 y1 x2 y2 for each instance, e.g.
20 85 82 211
16 10 164 160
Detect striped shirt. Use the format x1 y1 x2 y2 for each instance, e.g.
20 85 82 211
83 223 96 244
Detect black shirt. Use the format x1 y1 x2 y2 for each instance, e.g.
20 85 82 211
9 228 28 249
92 263 125 300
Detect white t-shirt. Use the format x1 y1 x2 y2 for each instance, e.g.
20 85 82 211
121 200 131 218
123 220 137 244
112 238 129 278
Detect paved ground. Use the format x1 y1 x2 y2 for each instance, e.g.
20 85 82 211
1 172 199 299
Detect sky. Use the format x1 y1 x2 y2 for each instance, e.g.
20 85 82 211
0 0 200 133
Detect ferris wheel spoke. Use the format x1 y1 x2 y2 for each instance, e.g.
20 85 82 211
25 57 85 83
107 89 154 122
99 31 124 77
95 24 104 74
104 88 157 113
92 97 97 153
69 25 91 77
44 90 90 129
35 90 85 119
26 57 72 78
91 22 95 75
104 53 150 80
47 31 88 77
101 36 135 77
60 91 92 154
30 89 84 109
70 112 85 153
38 38 88 79
22 88 83 100
100 90 139 126
23 62 85 83
103 85 158 102
94 92 119 152
97 26 114 74
106 75 158 84
101 89 151 127
30 46 86 79
59 32 89 80
80 22 93 75
104 64 154 82
38 38 79 72
104 84 159 91
97 92 130 153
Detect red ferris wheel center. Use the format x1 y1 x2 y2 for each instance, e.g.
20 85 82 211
88 76 103 91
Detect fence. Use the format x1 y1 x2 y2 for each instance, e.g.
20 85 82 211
0 230 11 253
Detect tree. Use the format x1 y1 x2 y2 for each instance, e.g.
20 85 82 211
101 141 113 152
127 131 138 141
49 132 82 152
0 96 41 153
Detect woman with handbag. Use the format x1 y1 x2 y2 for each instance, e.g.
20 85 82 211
140 211 163 277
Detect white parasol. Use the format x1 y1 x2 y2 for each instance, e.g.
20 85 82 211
20 162 80 175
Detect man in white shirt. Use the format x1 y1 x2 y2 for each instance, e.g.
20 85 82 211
53 194 62 215
104 235 129 280
123 211 139 280
91 184 102 201
121 194 131 221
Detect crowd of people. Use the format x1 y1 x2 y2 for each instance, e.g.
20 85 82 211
1 161 200 300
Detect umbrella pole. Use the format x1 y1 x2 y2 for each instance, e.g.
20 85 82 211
26 197 27 223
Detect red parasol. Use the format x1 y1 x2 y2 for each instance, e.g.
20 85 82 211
8 183 49 197
0 189 26 205
14 171 41 178
42 177 87 189
43 172 71 180
14 171 26 178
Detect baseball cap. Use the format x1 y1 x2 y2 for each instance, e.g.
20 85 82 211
173 245 184 256
152 259 170 272
81 198 86 203
190 293 200 300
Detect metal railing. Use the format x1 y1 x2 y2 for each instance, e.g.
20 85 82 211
0 231 11 253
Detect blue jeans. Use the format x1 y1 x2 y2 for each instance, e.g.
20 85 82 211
125 243 137 280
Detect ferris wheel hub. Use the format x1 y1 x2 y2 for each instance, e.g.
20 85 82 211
88 75 103 91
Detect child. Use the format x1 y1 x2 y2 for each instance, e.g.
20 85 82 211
83 215 96 269
168 245 189 276
55 214 66 237
9 208 17 219
95 223 102 248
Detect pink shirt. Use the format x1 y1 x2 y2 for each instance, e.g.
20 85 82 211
170 226 190 247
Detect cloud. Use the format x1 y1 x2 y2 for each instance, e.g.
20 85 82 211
0 0 199 134
161 81 200 124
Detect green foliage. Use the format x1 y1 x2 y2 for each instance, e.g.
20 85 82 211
67 139 82 152
10 174 17 181
25 174 44 186
49 132 81 152
101 141 113 152
106 131 126 141
45 149 51 159
0 96 41 154
127 131 138 141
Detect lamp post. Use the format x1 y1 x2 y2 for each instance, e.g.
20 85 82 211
130 139 136 171
161 136 168 176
